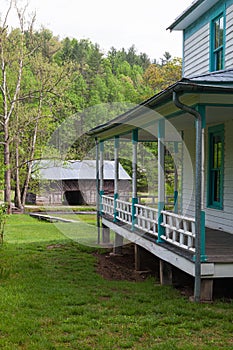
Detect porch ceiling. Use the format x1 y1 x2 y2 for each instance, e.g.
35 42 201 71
87 76 233 141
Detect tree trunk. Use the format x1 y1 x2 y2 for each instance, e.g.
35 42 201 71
4 123 12 214
21 108 40 207
14 135 24 210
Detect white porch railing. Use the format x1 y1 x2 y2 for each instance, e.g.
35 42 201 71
161 210 195 252
101 195 196 253
135 204 158 236
102 195 114 217
116 199 132 225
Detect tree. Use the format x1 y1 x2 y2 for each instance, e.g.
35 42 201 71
144 53 182 92
13 38 70 209
0 0 32 212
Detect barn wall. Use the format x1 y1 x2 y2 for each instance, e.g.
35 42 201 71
37 180 130 206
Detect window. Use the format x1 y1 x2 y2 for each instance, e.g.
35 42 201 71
211 14 225 71
208 125 224 209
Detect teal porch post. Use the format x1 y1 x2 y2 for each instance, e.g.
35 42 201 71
114 136 119 222
198 105 207 262
174 141 179 213
95 138 100 244
99 141 104 215
157 119 165 243
201 210 207 261
132 129 138 230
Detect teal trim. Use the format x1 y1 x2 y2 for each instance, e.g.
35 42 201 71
157 201 165 243
207 124 224 210
158 119 165 139
132 129 138 144
180 130 184 215
210 7 226 72
184 1 227 40
200 210 207 261
100 190 104 215
100 141 104 152
131 197 138 231
193 211 207 262
115 135 119 148
196 105 206 128
182 31 185 76
113 193 119 222
174 191 178 213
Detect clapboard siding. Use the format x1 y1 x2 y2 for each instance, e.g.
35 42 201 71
183 3 233 75
181 119 233 234
225 4 233 68
182 128 196 216
183 24 209 77
204 120 233 234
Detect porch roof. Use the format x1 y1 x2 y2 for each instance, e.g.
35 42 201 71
87 69 233 140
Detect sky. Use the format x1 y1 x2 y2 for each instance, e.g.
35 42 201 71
2 0 192 61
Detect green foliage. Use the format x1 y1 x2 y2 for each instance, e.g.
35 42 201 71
0 3 182 208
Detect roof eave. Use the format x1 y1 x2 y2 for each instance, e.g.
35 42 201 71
167 0 220 31
167 0 204 31
88 81 233 138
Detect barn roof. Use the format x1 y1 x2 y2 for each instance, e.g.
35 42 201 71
34 160 131 181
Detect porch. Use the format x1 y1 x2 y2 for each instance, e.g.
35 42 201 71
99 194 233 302
88 76 233 301
102 194 233 264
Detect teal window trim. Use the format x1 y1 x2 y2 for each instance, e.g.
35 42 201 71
210 10 226 72
207 124 224 210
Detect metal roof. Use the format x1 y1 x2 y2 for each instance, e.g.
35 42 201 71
34 160 131 181
183 68 233 83
167 0 219 31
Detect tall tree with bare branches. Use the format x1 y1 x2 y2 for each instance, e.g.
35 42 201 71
0 0 34 212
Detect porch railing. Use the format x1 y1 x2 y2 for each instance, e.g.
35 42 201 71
116 199 132 225
135 203 158 236
102 195 114 217
161 210 195 252
101 195 196 253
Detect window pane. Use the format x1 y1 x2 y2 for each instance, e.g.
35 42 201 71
213 135 222 168
215 20 220 48
209 127 224 208
219 16 224 45
213 15 224 71
213 170 221 202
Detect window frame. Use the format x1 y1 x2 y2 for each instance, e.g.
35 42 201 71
207 124 224 210
210 11 225 72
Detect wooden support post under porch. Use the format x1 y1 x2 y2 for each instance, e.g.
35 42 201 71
134 244 159 273
159 258 213 302
113 233 123 255
101 223 111 246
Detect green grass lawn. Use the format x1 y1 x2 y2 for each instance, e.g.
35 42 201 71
0 215 233 349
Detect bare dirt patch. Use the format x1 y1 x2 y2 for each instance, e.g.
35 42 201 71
94 244 150 282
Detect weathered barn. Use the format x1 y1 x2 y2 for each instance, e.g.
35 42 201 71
35 160 130 205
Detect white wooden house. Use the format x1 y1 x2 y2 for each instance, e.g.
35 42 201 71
88 0 233 301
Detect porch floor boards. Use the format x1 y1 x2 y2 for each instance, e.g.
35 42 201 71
206 228 233 263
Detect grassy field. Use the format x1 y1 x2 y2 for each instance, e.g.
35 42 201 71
0 215 232 349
